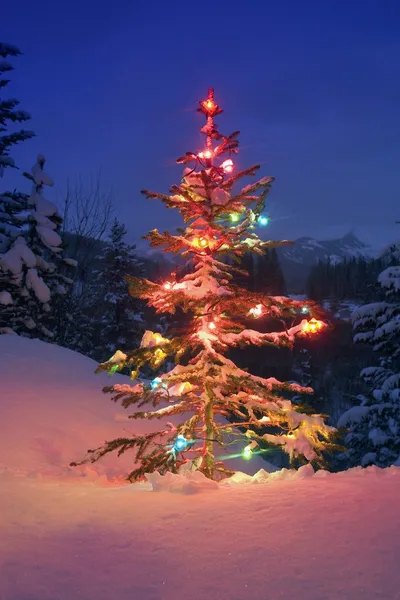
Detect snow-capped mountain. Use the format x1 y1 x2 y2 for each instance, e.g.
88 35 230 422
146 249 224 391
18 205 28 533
134 231 377 293
278 232 376 292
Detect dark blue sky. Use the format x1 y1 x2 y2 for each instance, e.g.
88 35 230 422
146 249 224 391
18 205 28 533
3 0 400 250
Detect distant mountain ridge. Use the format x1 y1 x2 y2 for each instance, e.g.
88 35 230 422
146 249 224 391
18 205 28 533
133 232 377 293
277 232 376 293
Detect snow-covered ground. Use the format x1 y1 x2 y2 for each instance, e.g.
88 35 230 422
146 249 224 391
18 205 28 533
1 335 400 600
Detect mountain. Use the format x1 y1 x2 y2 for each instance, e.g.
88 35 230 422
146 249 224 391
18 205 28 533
134 231 377 294
277 232 376 293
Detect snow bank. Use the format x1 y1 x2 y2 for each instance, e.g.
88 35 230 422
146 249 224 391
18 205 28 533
1 336 400 600
0 335 267 482
1 460 399 600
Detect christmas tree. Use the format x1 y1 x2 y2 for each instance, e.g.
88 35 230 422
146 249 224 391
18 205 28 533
73 89 335 481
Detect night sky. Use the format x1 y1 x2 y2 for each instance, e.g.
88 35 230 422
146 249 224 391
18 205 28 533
4 0 400 251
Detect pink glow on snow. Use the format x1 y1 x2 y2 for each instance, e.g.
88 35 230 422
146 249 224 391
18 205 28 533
0 336 400 600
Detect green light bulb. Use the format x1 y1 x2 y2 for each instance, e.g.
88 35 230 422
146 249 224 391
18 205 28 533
242 446 253 460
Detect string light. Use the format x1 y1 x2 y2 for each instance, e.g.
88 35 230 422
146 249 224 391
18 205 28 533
198 149 213 160
153 333 164 344
174 435 189 452
164 282 173 290
301 306 309 314
151 377 163 390
221 158 234 173
302 318 324 335
193 236 209 249
242 444 253 460
166 435 196 461
257 215 269 226
230 213 240 223
153 348 167 366
208 322 216 330
248 304 263 318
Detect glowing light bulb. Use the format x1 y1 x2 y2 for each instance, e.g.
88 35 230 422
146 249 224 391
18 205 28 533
242 445 253 460
174 435 189 452
199 237 208 247
154 348 167 365
301 318 324 335
164 282 172 290
151 377 162 390
206 99 214 110
301 306 309 314
248 304 263 318
154 333 163 344
230 213 240 223
221 159 234 173
208 322 216 330
257 215 269 226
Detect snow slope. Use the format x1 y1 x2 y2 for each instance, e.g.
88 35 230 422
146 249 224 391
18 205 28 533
0 335 268 481
1 335 400 600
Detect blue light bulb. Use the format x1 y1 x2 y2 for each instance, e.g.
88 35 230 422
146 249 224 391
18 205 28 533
151 377 162 390
174 435 188 452
257 215 269 226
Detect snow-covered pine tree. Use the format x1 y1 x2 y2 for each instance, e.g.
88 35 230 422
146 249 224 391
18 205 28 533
0 42 35 322
339 243 400 467
86 218 143 361
72 89 336 482
0 43 34 177
0 155 75 337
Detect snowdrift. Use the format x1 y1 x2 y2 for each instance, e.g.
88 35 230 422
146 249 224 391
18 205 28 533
0 334 268 482
1 335 400 600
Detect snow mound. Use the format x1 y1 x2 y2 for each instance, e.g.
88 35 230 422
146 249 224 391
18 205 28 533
0 335 267 484
1 338 400 600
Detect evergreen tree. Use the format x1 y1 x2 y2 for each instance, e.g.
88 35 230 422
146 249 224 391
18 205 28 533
0 155 74 337
0 43 35 253
0 43 34 177
72 89 336 482
339 243 400 467
88 218 143 361
307 256 386 303
256 248 286 294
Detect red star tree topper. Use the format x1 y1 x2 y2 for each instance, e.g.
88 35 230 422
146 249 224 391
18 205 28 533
72 89 336 481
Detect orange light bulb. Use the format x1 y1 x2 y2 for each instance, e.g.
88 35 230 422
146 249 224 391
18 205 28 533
164 282 172 290
206 99 214 109
302 318 324 335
